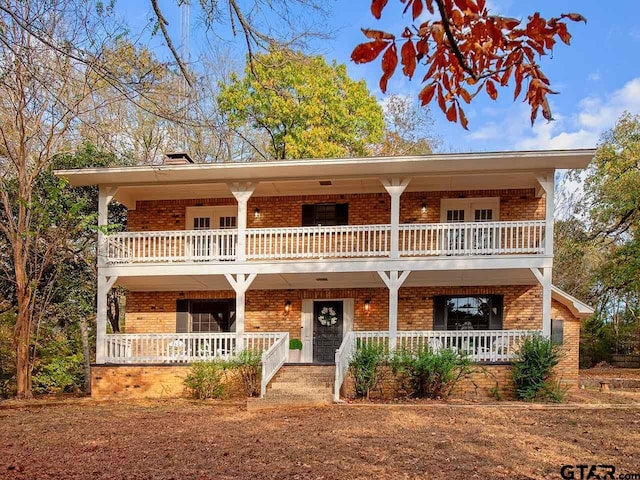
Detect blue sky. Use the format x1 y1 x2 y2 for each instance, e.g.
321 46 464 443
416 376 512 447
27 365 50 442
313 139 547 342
122 0 640 153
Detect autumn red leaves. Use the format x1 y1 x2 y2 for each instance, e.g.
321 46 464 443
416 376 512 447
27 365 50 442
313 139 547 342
351 0 586 128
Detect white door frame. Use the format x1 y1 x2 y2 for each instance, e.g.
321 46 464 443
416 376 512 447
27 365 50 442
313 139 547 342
185 206 237 230
300 298 354 364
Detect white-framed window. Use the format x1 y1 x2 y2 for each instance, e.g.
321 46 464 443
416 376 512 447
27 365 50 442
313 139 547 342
440 197 500 223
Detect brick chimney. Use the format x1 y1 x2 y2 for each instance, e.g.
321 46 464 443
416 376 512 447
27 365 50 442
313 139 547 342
164 152 194 165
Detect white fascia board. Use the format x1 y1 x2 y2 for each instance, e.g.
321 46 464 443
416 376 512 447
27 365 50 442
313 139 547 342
551 285 595 319
101 255 552 278
55 149 595 187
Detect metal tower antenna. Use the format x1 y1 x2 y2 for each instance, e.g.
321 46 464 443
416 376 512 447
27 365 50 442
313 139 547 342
179 1 191 151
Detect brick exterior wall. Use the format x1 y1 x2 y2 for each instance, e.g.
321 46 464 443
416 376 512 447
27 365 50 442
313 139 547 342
126 189 545 231
91 365 245 400
551 300 581 389
126 285 543 339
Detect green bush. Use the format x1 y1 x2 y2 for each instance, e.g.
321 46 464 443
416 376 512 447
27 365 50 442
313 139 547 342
289 338 303 350
348 342 388 399
0 316 16 398
228 349 262 397
389 346 472 399
33 353 85 395
184 360 227 400
511 336 565 402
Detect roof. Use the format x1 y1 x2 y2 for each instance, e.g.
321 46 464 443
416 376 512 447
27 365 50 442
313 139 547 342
551 285 595 320
55 149 595 187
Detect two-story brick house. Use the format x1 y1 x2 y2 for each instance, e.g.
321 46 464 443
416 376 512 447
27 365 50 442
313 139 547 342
56 149 594 402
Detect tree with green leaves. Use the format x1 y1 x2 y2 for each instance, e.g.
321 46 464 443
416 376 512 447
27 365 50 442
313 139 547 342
218 49 385 160
555 112 640 364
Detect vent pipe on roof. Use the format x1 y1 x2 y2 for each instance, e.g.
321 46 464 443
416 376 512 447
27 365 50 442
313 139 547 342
164 152 194 165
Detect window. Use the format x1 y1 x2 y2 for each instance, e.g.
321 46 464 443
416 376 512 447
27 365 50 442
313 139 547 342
440 198 500 223
301 203 348 226
176 299 236 333
551 319 564 345
433 295 503 331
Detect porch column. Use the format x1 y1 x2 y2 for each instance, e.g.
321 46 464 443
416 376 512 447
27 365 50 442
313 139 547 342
97 186 118 267
229 182 256 262
96 274 117 364
225 273 257 349
381 178 411 259
535 173 555 256
531 267 552 337
378 270 411 349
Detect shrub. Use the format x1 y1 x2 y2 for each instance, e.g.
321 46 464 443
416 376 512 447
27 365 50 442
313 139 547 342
390 346 472 399
511 336 565 402
289 338 303 350
348 342 387 399
228 349 262 397
184 360 227 400
33 353 85 395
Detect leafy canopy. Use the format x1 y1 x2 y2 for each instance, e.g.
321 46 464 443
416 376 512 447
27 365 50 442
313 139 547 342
351 0 586 128
218 49 384 160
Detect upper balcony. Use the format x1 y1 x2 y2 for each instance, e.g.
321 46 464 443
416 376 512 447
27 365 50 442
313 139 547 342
103 220 546 264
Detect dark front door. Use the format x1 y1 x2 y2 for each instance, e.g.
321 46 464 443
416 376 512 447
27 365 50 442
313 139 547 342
313 301 343 364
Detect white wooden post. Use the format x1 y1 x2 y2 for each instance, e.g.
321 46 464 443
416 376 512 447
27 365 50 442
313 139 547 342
535 173 555 257
96 185 118 364
531 267 552 337
96 274 117 364
97 186 118 267
378 270 411 349
229 182 256 262
381 178 411 259
225 273 257 349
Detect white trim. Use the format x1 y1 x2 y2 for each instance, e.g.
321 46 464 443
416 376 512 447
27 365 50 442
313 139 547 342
101 255 553 277
300 298 354 364
551 285 594 319
185 206 236 231
440 197 500 223
55 149 596 187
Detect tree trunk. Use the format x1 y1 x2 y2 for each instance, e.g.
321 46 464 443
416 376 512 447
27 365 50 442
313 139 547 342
79 315 92 394
14 288 33 399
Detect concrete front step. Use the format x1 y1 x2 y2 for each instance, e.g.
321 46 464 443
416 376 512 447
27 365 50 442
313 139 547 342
257 365 336 408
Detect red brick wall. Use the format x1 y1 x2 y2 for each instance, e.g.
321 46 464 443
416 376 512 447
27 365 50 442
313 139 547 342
127 189 545 231
551 300 581 389
126 285 543 338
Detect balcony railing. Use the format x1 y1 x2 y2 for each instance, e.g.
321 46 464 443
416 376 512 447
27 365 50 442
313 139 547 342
103 220 545 264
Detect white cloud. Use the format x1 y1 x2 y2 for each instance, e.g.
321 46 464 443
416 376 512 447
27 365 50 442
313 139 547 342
465 77 640 150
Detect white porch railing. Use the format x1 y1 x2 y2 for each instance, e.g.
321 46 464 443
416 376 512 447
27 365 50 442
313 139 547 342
104 332 237 363
104 229 237 264
260 332 289 397
104 331 285 364
246 224 390 260
103 221 546 264
334 329 541 400
334 331 356 402
399 220 545 256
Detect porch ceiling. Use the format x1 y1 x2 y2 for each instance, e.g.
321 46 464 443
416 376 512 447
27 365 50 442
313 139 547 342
110 172 542 208
116 268 538 292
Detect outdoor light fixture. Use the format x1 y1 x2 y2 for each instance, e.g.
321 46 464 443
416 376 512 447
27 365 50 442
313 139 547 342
284 300 291 314
254 208 261 218
364 299 371 313
421 201 427 214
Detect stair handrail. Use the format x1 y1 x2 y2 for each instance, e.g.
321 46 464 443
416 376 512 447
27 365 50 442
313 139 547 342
260 332 289 398
334 331 356 402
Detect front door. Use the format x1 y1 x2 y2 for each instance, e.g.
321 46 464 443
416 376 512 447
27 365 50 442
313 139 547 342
313 301 343 364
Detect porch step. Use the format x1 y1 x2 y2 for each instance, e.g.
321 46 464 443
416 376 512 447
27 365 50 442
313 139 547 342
248 365 335 410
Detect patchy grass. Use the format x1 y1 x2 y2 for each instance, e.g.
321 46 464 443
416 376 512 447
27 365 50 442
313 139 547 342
1 401 639 479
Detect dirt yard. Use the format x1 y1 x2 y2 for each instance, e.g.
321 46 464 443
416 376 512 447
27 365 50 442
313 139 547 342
1 401 639 480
